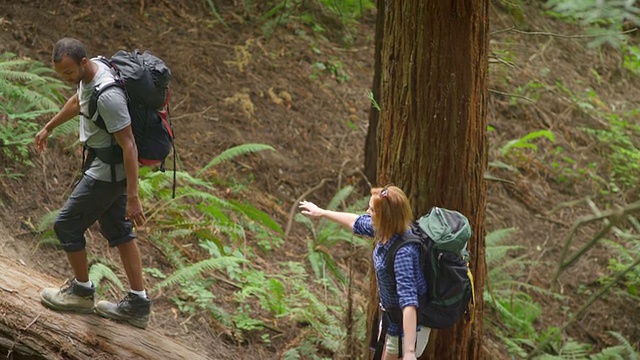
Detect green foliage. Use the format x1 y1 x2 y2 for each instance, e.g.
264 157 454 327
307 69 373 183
580 110 640 188
261 0 303 37
295 185 369 285
510 80 548 105
549 147 603 189
32 210 61 251
197 143 275 177
484 228 562 356
499 130 555 157
317 0 375 27
485 228 538 339
89 262 126 293
496 0 525 24
623 45 640 75
484 229 640 358
0 52 70 166
111 143 362 356
368 90 380 111
310 59 350 83
235 269 288 316
204 0 228 27
545 0 640 48
534 332 639 359
260 0 373 43
602 240 640 297
283 262 358 359
541 84 639 193
153 254 247 291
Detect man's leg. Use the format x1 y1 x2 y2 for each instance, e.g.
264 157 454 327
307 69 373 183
117 240 144 291
41 176 110 313
94 181 151 329
67 249 89 283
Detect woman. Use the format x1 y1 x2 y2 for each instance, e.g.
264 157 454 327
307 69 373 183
299 185 430 360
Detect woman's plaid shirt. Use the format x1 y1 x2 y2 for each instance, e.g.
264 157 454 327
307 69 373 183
353 214 427 336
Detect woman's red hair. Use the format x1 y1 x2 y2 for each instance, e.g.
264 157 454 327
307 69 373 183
370 185 413 243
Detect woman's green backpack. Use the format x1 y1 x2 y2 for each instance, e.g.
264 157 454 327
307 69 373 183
385 206 475 329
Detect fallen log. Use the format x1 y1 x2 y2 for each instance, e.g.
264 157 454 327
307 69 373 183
0 254 209 360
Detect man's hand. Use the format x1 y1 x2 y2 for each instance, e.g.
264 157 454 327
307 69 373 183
35 94 80 153
34 128 50 153
126 196 146 227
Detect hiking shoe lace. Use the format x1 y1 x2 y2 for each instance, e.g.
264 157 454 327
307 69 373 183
95 292 151 329
40 279 95 313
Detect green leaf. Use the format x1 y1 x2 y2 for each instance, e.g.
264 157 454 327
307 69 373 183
197 143 275 176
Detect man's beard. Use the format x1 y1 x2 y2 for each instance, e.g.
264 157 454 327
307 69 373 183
75 65 85 85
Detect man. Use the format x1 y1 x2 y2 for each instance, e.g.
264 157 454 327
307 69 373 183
34 37 151 329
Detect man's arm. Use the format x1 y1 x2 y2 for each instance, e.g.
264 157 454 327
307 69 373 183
35 93 79 152
112 126 146 227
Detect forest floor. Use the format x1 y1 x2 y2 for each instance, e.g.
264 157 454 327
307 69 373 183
1 0 639 359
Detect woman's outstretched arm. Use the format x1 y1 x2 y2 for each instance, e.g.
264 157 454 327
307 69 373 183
299 200 360 229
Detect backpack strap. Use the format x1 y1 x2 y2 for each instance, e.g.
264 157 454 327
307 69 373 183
82 80 127 182
385 231 423 278
374 228 425 359
165 87 177 199
371 307 390 360
88 81 126 130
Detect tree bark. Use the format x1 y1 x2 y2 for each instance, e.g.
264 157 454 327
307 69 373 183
375 1 489 359
362 1 387 357
363 0 386 185
0 255 209 360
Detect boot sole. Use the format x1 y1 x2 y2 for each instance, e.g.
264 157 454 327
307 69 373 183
41 298 94 314
94 307 148 329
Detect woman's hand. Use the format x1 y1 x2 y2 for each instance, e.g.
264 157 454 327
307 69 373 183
402 351 417 360
298 200 325 217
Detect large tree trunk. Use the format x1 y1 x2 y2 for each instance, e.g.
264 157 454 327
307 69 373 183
363 0 386 185
375 1 489 359
0 254 209 360
362 0 387 357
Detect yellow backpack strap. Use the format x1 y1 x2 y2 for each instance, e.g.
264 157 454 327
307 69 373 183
466 264 476 324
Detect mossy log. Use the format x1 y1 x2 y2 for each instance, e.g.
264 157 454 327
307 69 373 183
0 254 208 360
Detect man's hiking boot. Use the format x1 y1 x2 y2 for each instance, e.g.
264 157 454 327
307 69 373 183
95 292 151 329
40 280 95 313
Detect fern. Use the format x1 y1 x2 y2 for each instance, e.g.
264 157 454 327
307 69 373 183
602 239 640 297
51 119 79 138
36 210 59 233
594 331 640 360
545 0 640 48
204 0 228 27
296 187 368 285
88 262 125 291
0 52 69 166
153 255 247 291
33 235 61 251
197 143 275 176
235 270 288 316
533 333 640 359
325 185 353 210
229 200 283 234
147 231 186 269
0 54 66 112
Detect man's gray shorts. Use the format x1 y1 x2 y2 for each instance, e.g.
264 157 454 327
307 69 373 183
54 175 135 252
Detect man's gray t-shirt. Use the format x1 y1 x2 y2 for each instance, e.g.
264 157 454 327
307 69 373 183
78 58 131 182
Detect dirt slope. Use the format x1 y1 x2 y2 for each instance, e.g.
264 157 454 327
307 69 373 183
0 0 639 358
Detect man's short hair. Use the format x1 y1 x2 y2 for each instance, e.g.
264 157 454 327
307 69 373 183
52 38 87 64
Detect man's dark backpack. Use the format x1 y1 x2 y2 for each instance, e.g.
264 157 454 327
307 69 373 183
82 50 176 194
371 207 476 359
